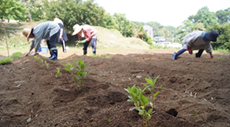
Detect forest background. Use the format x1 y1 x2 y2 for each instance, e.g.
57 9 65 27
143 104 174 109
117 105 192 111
0 0 230 51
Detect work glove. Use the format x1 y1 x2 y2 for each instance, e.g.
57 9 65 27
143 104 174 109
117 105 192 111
24 51 30 57
188 47 193 54
31 51 39 56
79 40 86 43
211 55 214 59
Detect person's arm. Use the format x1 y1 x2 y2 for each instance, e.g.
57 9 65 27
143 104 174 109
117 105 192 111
206 43 213 59
25 40 37 56
25 46 33 56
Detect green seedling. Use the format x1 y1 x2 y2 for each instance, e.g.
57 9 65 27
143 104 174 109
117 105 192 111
125 84 151 127
55 68 62 78
142 76 162 110
39 58 44 63
34 56 43 63
44 60 49 69
74 58 91 89
125 84 146 108
125 76 162 127
34 56 39 60
108 118 111 123
64 61 77 73
135 94 153 127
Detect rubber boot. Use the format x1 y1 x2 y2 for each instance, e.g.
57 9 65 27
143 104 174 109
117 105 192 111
83 50 87 55
172 52 178 60
47 50 53 59
47 49 57 60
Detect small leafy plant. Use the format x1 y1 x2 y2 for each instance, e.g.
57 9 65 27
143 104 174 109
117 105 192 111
74 59 91 89
142 76 162 110
64 61 77 73
108 118 111 123
125 84 151 127
44 60 49 69
55 68 62 78
125 76 162 127
34 56 43 63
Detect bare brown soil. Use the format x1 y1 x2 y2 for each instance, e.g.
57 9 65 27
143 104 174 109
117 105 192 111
0 49 230 127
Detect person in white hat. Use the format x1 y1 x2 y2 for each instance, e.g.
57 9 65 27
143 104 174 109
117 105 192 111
72 24 98 55
53 18 68 53
22 21 60 60
172 30 219 60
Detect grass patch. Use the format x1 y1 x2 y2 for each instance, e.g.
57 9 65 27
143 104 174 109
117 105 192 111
0 57 13 65
89 54 110 58
214 49 230 53
12 52 22 58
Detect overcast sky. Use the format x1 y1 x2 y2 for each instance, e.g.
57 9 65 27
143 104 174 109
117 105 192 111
93 0 230 27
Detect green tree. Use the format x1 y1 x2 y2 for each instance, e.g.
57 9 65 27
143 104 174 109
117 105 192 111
43 0 105 32
113 13 134 37
176 20 206 43
216 8 230 24
0 0 27 21
209 23 230 50
98 12 117 29
188 6 218 29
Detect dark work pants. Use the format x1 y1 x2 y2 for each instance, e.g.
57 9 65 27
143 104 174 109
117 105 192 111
47 32 58 52
83 38 97 55
196 49 204 57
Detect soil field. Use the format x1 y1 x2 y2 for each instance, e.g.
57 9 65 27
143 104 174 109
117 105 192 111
0 49 230 127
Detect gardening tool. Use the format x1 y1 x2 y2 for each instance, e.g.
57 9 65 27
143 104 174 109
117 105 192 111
61 39 67 53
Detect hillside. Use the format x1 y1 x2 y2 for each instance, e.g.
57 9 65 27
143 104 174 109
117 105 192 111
94 26 149 49
0 22 149 51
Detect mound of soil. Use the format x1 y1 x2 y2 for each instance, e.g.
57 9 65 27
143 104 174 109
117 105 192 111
0 49 230 127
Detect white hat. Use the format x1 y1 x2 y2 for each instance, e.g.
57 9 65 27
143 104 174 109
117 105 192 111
72 24 82 36
22 28 32 42
54 18 63 25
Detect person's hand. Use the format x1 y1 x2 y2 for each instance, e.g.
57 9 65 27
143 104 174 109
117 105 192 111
24 51 30 57
31 52 38 56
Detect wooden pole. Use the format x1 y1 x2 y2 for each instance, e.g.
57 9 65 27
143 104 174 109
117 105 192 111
2 23 10 57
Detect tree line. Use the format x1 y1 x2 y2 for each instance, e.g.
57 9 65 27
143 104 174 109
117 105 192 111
0 0 230 50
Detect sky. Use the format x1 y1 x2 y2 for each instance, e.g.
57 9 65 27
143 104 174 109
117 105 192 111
93 0 230 27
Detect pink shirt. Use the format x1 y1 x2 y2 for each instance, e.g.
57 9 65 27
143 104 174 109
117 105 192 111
78 25 98 42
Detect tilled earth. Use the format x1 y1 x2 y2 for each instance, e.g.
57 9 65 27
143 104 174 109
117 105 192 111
0 49 230 127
